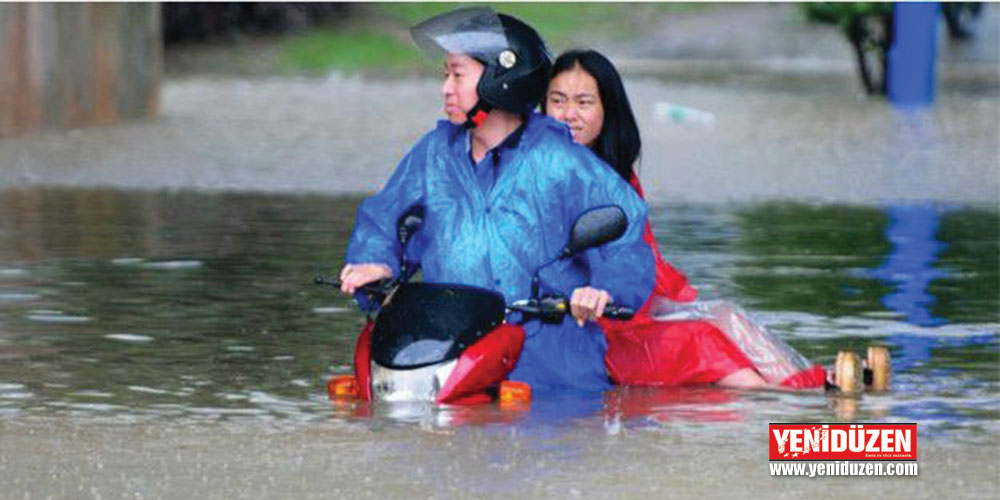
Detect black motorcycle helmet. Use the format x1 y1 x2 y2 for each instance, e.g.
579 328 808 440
411 7 552 126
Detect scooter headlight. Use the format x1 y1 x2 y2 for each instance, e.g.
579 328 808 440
370 359 457 402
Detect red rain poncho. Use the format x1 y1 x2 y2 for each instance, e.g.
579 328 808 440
600 174 826 389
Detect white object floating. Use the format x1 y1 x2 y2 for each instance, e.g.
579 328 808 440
654 101 717 128
127 385 173 395
140 260 204 270
0 391 33 400
105 333 155 343
0 292 41 302
71 390 115 398
26 311 91 323
111 257 145 266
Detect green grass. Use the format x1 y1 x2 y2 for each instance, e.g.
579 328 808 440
377 2 636 42
280 28 420 75
379 3 708 49
278 3 712 75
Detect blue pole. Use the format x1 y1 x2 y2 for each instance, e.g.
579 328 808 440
887 2 940 108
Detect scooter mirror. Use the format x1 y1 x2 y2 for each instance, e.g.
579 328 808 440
562 206 627 258
396 204 426 248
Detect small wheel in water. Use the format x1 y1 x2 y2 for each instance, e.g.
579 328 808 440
835 350 864 394
867 345 891 392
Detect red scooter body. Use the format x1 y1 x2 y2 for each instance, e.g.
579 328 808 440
434 324 524 405
335 278 527 406
324 204 823 408
352 320 374 402
334 307 824 407
347 320 524 405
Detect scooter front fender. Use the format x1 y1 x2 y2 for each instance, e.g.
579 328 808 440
436 324 525 405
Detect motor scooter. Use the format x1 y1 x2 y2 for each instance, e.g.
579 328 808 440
316 205 636 405
317 205 892 408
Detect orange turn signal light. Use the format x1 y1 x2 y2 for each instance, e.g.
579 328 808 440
327 375 359 399
499 380 531 405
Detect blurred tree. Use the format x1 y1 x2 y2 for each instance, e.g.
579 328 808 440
162 3 350 45
941 2 983 40
803 2 894 95
804 2 983 95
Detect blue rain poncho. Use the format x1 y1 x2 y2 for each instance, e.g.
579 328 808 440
346 113 655 391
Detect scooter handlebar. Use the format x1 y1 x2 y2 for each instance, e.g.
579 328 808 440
509 296 635 323
601 304 635 321
313 275 391 294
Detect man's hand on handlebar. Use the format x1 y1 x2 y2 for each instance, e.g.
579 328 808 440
339 263 393 295
570 286 613 327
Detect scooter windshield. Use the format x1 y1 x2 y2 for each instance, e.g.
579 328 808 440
370 282 507 369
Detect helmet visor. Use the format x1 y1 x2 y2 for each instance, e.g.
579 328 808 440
410 6 509 60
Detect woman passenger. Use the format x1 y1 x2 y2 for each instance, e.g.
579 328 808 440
543 50 827 389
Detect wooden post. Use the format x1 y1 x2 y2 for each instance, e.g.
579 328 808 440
0 3 161 137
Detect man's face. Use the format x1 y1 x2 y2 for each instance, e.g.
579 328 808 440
441 54 485 124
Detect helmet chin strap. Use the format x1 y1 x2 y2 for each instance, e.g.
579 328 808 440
462 101 492 130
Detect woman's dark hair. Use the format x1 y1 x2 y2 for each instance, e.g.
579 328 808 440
542 49 641 182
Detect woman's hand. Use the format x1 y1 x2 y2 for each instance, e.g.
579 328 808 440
339 263 393 295
569 286 613 327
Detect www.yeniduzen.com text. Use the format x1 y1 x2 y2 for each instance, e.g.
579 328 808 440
770 461 918 477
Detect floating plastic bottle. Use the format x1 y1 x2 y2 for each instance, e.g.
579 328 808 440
654 101 717 128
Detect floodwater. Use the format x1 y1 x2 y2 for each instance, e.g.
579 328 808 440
0 188 997 498
1 33 998 495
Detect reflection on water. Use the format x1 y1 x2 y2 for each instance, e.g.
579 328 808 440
868 204 949 327
0 188 996 436
724 201 998 435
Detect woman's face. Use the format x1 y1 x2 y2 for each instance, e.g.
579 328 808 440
546 65 604 147
441 54 484 125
